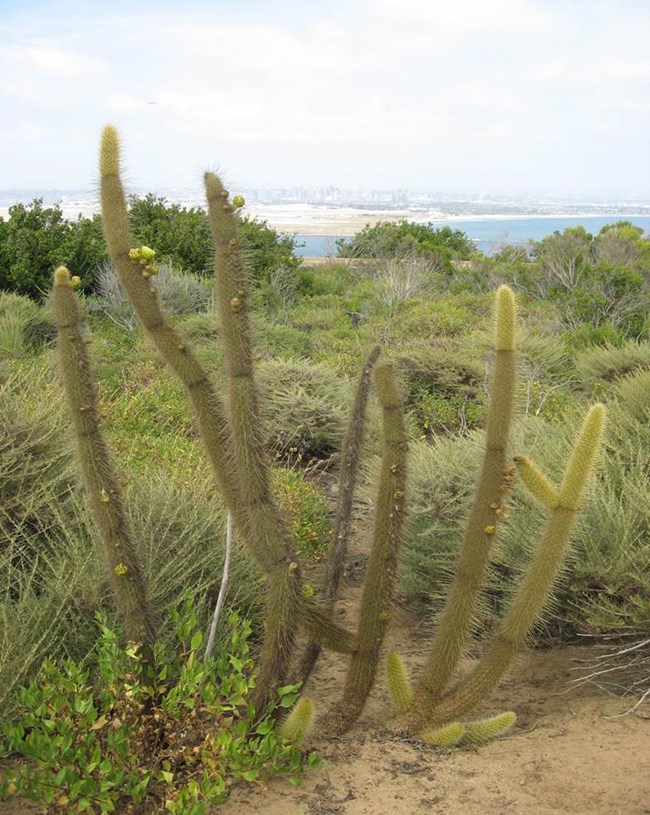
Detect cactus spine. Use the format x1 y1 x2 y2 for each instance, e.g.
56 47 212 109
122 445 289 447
51 266 155 657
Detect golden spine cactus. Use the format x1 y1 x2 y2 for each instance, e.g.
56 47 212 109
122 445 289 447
204 170 304 709
98 126 242 531
329 363 407 733
408 285 517 722
299 344 382 684
419 721 465 748
513 456 558 509
51 266 155 656
418 404 605 727
460 711 516 745
386 652 413 714
278 698 315 746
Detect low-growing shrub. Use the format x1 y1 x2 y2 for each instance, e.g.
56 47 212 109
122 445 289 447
272 468 332 560
0 607 315 814
574 340 650 390
0 292 56 356
256 358 356 462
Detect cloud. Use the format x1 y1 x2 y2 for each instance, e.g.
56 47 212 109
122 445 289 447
0 0 648 195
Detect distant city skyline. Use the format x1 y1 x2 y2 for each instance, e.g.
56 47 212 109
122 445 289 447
1 0 649 200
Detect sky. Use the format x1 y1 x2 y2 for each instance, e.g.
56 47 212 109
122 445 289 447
1 0 649 197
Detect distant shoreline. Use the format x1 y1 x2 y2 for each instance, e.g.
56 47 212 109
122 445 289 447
1 200 649 238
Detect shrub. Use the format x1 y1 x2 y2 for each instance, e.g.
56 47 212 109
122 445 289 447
0 200 106 299
271 468 332 559
0 370 78 551
0 607 314 814
93 262 212 328
613 368 650 422
0 292 56 356
395 345 486 436
256 358 357 462
574 340 650 390
337 220 474 273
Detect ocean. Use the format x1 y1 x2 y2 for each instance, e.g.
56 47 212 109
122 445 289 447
293 216 650 258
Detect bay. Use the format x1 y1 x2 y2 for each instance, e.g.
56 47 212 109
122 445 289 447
293 216 650 258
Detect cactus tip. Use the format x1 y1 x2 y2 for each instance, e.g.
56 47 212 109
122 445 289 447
100 124 120 176
278 697 315 746
54 266 72 286
495 284 517 351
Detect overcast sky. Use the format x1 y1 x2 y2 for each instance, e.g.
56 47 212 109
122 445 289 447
1 0 649 197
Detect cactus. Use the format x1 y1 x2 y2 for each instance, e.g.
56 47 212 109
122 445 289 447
326 363 408 733
460 711 516 745
298 344 382 684
407 286 517 722
51 266 155 661
386 652 413 714
278 697 315 746
419 721 465 748
51 126 607 749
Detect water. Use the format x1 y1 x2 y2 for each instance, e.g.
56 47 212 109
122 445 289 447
293 216 650 258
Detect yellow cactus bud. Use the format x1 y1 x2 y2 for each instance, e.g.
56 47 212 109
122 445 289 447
114 563 128 576
140 246 156 260
232 194 245 208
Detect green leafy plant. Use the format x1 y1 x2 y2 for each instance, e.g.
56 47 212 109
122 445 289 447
0 605 314 814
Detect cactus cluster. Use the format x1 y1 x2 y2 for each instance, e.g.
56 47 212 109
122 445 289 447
52 125 605 747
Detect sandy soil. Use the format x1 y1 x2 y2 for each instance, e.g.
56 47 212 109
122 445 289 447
222 637 649 815
3 602 648 815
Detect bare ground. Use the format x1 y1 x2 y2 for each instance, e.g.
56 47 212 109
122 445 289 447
3 606 648 815
220 602 650 815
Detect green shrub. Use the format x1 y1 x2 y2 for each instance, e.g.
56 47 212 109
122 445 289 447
0 370 78 550
93 262 212 325
256 358 357 462
574 340 650 390
0 292 56 356
613 368 650 422
272 468 332 559
0 200 106 299
0 607 314 814
337 220 474 273
395 345 486 436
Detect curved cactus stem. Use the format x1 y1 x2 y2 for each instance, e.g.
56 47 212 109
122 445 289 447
415 405 606 728
278 697 315 746
386 652 413 714
325 363 408 735
298 345 381 684
460 711 516 745
418 721 465 748
51 266 155 660
98 126 244 534
514 456 558 509
406 285 518 727
301 598 356 654
204 170 305 710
